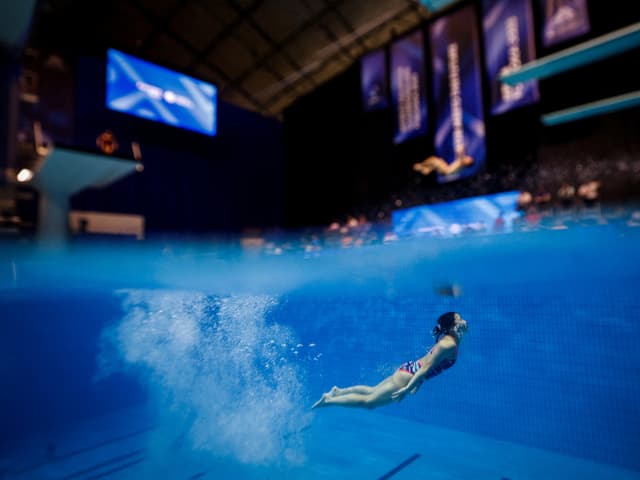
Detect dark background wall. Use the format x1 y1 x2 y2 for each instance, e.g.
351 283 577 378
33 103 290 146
44 53 285 234
282 0 640 229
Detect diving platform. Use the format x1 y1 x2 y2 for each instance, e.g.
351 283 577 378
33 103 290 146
30 147 141 244
501 22 640 85
542 90 640 126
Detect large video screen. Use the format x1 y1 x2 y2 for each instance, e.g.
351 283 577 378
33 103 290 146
392 191 521 237
106 49 217 136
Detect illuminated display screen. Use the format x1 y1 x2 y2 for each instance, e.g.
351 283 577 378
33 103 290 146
106 48 217 136
392 191 521 237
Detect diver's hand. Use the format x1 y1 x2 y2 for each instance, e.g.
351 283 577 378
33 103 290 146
391 387 409 402
409 379 423 395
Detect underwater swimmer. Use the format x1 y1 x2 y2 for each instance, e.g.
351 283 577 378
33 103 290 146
312 312 467 410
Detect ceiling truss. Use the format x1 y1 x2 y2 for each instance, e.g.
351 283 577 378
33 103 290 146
32 0 433 118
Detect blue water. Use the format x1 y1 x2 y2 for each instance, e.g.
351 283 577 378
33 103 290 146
1 222 640 479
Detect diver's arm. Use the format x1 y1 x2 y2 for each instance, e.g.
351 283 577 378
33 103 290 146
411 342 455 389
392 342 455 399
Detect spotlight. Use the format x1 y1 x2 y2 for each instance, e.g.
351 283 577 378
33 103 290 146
16 168 34 183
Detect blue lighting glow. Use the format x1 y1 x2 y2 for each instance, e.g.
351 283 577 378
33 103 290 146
106 48 217 136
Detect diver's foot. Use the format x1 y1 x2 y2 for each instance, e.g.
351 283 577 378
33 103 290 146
312 393 330 409
330 386 340 397
414 165 434 176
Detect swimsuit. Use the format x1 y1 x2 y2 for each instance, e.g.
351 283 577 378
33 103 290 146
422 355 456 380
398 359 422 375
398 343 458 379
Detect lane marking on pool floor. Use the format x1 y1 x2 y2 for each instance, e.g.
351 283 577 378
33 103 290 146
376 453 421 480
57 449 145 480
12 425 154 476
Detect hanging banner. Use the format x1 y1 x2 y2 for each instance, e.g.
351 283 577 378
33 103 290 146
390 30 428 144
482 0 539 115
361 49 388 111
429 5 486 183
540 0 590 47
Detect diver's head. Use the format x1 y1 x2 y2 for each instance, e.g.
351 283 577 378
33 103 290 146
432 312 468 341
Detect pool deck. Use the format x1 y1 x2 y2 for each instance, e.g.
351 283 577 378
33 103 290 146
3 406 639 480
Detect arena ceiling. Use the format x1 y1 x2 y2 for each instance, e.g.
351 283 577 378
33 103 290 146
29 0 444 118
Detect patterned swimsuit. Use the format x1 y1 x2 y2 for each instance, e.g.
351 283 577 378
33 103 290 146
398 344 458 379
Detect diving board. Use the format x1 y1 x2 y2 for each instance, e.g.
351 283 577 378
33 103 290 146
542 90 640 126
501 22 640 85
418 0 461 13
30 147 141 244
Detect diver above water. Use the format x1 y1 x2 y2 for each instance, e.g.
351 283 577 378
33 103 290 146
312 312 467 410
413 145 475 177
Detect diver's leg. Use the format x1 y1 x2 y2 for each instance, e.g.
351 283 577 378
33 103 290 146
360 371 413 408
313 375 404 410
315 391 371 409
414 156 445 175
332 385 374 396
430 157 451 175
312 385 374 409
417 165 434 175
321 373 402 401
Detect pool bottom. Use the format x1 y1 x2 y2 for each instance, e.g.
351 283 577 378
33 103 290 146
4 406 639 480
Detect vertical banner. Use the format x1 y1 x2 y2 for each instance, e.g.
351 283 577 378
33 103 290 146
391 30 428 144
540 0 590 47
361 49 388 111
482 0 539 115
430 5 486 183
